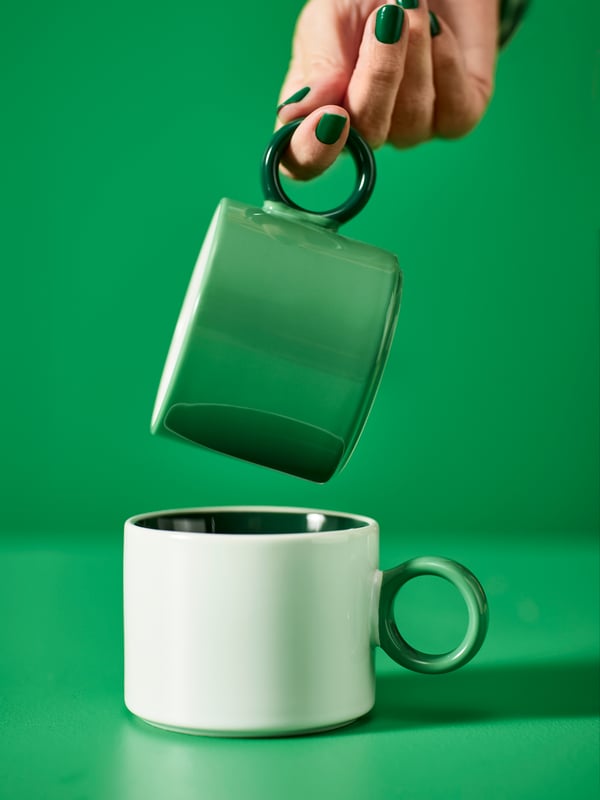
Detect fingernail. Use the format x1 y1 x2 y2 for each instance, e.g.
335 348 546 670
375 5 404 44
429 11 441 37
397 0 418 9
315 113 347 145
277 86 310 113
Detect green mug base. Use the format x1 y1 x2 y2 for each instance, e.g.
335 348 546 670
164 403 345 483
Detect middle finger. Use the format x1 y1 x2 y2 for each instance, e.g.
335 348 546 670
345 3 410 149
388 0 436 147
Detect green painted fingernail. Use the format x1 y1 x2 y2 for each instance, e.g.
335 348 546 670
315 113 347 145
398 0 418 9
277 86 310 113
429 11 441 37
375 4 404 44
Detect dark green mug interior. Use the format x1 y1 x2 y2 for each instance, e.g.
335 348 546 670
135 510 369 535
164 404 344 484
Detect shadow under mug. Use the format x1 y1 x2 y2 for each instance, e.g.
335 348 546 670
123 507 488 737
150 122 402 483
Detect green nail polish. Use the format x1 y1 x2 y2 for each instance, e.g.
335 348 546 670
429 11 441 37
315 113 347 145
375 5 404 44
277 86 310 112
398 0 418 9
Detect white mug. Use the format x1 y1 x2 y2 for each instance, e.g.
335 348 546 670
124 507 488 737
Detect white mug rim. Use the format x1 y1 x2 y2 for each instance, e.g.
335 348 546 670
125 505 378 541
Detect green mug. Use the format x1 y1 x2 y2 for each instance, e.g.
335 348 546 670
151 121 402 482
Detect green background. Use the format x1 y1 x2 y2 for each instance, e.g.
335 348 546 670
1 0 598 539
0 3 599 798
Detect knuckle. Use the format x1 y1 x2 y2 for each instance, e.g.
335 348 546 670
434 82 489 139
407 24 430 50
468 72 495 110
435 105 479 138
433 48 459 75
305 55 348 86
389 97 434 147
369 60 403 87
388 128 430 148
353 113 388 149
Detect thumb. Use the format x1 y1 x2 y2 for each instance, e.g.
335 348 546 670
274 0 362 179
278 106 350 181
276 76 348 126
276 0 360 124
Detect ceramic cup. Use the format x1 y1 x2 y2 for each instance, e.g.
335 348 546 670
124 507 488 737
150 122 402 483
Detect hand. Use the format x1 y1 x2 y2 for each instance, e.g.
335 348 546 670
276 0 498 179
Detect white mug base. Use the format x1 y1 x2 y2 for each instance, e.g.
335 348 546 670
132 712 367 739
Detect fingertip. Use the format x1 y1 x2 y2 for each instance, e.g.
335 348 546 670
276 86 313 123
374 3 406 45
276 75 349 124
345 5 409 148
281 105 349 181
429 11 441 38
302 105 349 148
315 111 349 145
276 85 311 113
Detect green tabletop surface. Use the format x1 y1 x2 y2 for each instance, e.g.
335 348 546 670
1 531 598 800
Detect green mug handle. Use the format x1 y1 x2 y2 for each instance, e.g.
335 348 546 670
378 556 489 674
260 118 376 225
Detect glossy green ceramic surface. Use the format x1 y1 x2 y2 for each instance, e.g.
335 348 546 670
261 120 376 224
151 198 402 482
379 556 489 673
